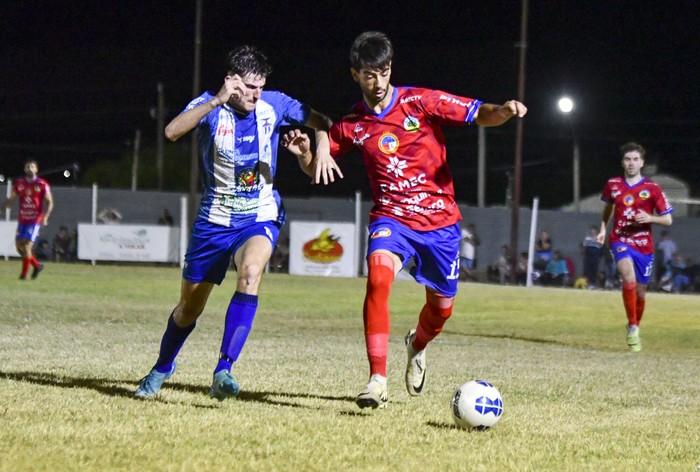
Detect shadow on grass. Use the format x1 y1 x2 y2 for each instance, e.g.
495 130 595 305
443 329 570 346
0 370 355 410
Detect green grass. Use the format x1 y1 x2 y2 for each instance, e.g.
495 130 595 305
0 261 698 471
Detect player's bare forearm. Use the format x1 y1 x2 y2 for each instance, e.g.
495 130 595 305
474 101 527 127
596 204 614 244
165 100 219 141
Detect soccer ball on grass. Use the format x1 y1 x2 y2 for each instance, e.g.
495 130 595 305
451 380 503 430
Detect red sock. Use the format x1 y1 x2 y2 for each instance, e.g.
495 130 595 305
622 281 637 326
412 289 454 352
636 296 646 324
29 255 41 269
21 258 31 278
363 253 394 377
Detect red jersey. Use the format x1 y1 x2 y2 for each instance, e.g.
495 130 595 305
329 86 482 231
13 176 51 224
601 176 672 255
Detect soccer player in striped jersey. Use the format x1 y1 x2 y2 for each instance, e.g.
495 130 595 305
134 45 341 400
597 142 673 352
0 160 53 280
288 31 526 409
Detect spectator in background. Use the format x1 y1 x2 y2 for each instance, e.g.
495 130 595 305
581 226 602 288
158 208 174 226
541 250 568 286
534 230 552 270
459 222 480 281
98 207 122 224
34 238 51 261
655 230 677 288
516 252 528 285
52 226 72 262
488 244 511 285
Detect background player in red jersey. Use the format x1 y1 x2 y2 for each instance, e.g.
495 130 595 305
597 142 672 352
287 31 526 409
0 160 54 280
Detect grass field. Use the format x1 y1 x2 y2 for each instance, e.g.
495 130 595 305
0 261 698 471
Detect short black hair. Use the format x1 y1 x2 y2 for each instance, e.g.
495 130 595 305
226 45 273 78
620 142 645 159
350 31 393 71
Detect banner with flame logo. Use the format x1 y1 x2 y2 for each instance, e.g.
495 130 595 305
289 221 357 277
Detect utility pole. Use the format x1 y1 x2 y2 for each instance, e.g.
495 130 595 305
189 0 203 225
157 82 165 190
510 0 528 283
131 129 141 192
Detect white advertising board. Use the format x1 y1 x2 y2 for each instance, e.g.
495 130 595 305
0 221 17 257
289 221 356 277
77 224 180 262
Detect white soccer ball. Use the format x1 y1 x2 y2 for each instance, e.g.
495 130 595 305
451 380 503 430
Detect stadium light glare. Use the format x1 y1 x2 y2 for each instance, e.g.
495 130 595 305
557 96 574 114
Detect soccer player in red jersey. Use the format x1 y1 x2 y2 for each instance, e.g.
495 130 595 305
286 31 526 408
0 160 54 280
597 143 672 352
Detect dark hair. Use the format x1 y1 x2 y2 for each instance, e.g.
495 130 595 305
226 45 273 78
619 142 645 159
350 31 393 71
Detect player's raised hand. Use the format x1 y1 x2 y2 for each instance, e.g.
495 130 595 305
282 129 311 156
214 75 244 105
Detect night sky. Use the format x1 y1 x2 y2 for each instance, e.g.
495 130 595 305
2 0 698 208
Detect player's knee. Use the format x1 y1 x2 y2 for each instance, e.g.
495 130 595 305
237 262 265 291
367 253 395 290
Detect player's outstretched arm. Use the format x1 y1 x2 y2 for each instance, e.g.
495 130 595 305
43 188 54 226
474 100 527 127
304 110 344 185
282 129 315 177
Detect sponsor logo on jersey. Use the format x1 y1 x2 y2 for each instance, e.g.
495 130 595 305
386 156 408 177
216 125 234 136
400 95 421 104
403 116 420 132
370 227 392 239
237 135 255 143
639 190 650 199
439 94 472 108
236 167 258 190
623 195 634 206
616 246 627 252
378 133 399 154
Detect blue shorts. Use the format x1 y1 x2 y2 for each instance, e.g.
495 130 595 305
16 223 42 243
183 220 280 285
610 242 654 285
367 217 461 297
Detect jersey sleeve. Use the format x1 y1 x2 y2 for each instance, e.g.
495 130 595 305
328 120 353 159
422 89 482 126
600 180 613 203
654 188 673 215
265 91 310 126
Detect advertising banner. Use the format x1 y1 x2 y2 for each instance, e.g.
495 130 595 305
289 221 356 277
0 221 16 257
77 224 180 262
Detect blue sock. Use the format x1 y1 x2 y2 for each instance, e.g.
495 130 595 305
215 292 258 374
154 313 196 373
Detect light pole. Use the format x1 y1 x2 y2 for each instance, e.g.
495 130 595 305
557 97 580 212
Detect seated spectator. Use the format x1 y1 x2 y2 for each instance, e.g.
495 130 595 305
534 230 553 270
515 252 528 285
53 226 73 262
662 254 692 294
487 244 511 285
540 250 568 287
34 238 51 261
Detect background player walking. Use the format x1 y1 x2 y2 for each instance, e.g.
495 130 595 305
597 142 673 351
0 160 53 280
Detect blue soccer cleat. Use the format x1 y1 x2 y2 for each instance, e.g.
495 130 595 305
134 362 176 399
209 370 240 401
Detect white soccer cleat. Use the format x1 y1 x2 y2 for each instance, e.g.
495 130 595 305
404 329 426 396
355 374 388 409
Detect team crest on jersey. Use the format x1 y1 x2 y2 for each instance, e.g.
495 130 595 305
616 246 627 253
370 227 392 239
623 195 635 206
403 116 420 132
639 190 650 199
378 133 399 154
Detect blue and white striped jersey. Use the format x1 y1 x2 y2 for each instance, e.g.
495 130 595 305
187 90 310 229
